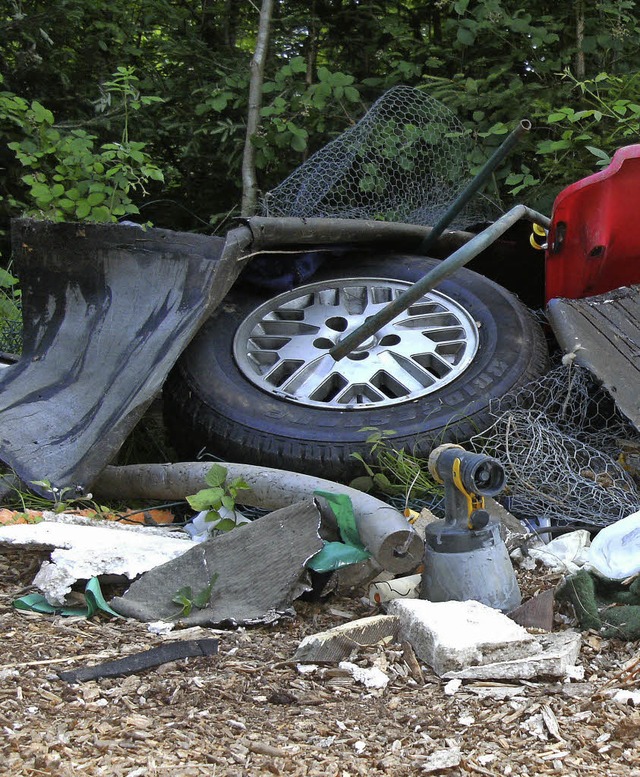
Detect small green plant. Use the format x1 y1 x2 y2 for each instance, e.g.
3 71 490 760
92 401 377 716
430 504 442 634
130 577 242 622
350 428 442 506
0 265 21 353
186 463 250 531
17 478 109 516
172 573 219 618
2 68 164 223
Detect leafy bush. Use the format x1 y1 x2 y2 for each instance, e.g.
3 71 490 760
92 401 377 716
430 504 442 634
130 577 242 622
2 67 164 224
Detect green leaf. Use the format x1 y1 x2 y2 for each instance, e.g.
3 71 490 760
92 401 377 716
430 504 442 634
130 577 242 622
220 494 235 510
75 201 91 219
204 463 228 488
290 56 307 74
0 267 18 288
29 183 53 203
291 134 307 152
213 518 237 532
30 101 54 125
172 587 193 617
186 486 224 511
87 191 106 206
457 27 475 46
548 110 573 123
192 573 218 608
348 476 374 492
344 86 360 103
585 146 611 163
373 472 393 490
90 206 113 222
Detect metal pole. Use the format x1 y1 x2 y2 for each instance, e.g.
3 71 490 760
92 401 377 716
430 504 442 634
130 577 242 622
329 120 533 361
329 205 550 361
417 119 531 256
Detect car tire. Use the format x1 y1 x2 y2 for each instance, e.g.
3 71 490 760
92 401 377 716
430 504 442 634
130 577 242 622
163 252 549 481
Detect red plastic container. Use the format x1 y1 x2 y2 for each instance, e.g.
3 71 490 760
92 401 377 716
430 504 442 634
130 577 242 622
545 144 640 302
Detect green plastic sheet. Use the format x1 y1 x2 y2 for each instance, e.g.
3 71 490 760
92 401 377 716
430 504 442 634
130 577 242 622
307 491 371 572
13 577 121 618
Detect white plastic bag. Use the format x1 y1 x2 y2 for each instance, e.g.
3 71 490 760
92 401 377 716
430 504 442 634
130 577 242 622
528 529 591 574
586 510 640 580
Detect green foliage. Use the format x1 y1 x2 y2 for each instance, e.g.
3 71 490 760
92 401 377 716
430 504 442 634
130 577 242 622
2 69 164 223
2 1 640 231
0 266 21 331
495 70 640 204
194 55 363 185
186 463 249 531
172 573 219 618
350 428 441 505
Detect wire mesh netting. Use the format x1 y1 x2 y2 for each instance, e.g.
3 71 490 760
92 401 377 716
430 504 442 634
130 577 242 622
261 85 498 228
469 362 640 529
0 317 22 356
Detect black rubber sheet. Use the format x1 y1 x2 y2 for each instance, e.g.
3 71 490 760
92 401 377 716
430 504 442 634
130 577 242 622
0 219 249 495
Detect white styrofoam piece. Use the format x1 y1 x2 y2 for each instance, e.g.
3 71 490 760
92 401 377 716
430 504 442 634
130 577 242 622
0 515 195 605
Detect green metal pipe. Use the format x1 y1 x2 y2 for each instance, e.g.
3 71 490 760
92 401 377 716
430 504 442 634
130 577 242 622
417 119 532 256
329 120 533 361
329 204 550 361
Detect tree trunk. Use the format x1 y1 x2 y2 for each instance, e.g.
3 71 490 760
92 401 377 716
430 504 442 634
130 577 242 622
241 0 274 216
575 0 585 79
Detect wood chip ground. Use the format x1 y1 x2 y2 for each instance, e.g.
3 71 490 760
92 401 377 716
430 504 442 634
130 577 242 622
1 548 640 776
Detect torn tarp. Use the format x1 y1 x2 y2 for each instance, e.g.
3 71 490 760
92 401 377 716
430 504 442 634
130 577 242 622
110 500 324 626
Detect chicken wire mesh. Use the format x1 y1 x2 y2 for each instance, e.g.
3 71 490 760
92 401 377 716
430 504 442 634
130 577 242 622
0 317 21 356
470 362 640 529
261 85 497 228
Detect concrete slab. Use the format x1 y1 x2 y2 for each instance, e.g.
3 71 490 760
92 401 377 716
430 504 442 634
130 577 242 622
388 598 540 676
444 631 582 680
0 514 195 605
294 614 399 662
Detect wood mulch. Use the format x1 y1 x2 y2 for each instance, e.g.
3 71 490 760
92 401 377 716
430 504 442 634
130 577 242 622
1 547 640 777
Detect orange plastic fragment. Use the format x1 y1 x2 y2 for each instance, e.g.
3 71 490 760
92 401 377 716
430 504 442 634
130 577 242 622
0 508 44 525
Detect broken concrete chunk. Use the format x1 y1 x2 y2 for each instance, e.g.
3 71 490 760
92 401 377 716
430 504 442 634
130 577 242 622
338 660 390 690
111 499 324 626
294 614 399 663
421 748 462 773
444 631 582 681
609 689 640 706
388 599 540 676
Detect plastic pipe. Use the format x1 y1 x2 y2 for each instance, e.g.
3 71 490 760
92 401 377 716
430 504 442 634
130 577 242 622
94 462 423 573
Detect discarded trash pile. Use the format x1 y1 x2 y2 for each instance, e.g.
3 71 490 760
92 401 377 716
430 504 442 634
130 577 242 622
261 84 495 228
470 362 640 528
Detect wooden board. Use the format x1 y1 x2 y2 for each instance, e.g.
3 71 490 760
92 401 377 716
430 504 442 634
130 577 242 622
547 284 640 431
